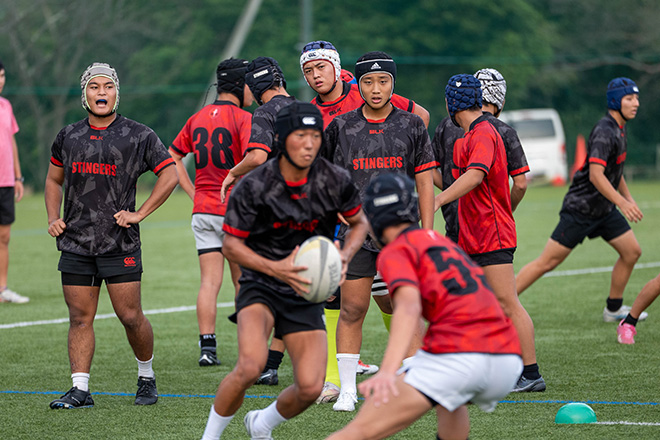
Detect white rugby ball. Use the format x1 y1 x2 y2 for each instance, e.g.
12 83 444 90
295 236 342 303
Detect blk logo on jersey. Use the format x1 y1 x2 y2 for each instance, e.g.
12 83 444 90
369 129 384 135
72 162 117 176
90 135 104 140
273 219 319 232
124 257 137 267
616 152 627 164
353 156 403 170
291 193 308 200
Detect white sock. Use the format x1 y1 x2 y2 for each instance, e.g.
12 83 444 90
136 355 155 379
251 401 287 435
337 353 359 395
71 372 90 392
201 405 234 440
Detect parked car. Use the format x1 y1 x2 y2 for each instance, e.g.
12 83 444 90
499 108 567 185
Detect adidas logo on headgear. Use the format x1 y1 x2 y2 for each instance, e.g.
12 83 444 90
371 62 381 70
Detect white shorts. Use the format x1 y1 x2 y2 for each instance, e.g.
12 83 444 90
371 272 389 297
191 214 226 252
402 350 522 413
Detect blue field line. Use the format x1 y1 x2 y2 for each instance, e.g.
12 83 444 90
2 390 658 406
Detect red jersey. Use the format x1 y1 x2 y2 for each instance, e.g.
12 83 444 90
311 81 416 128
378 227 521 356
453 115 516 256
171 100 252 216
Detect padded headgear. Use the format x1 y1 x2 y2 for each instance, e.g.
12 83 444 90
300 40 342 84
445 74 482 126
363 173 419 245
474 68 506 112
216 58 249 107
80 62 120 113
274 101 324 169
245 57 287 105
607 77 639 110
355 51 397 102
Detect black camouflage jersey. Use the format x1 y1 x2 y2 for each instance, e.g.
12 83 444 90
324 105 436 252
222 156 361 296
246 95 297 158
562 113 627 218
50 115 174 256
432 114 529 242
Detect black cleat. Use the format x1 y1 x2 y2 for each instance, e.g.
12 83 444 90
511 375 546 393
135 377 158 405
199 350 221 366
255 368 279 386
50 387 94 409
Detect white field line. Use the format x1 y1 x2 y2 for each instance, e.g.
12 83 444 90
543 261 660 278
3 261 660 330
595 421 660 426
0 302 234 330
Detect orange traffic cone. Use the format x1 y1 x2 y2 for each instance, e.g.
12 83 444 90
570 134 587 180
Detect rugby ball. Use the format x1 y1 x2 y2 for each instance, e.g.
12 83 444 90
295 236 342 303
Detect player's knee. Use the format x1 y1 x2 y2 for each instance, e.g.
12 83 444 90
296 380 324 403
235 358 264 385
117 309 144 329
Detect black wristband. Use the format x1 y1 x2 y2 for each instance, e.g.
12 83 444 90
15 177 24 182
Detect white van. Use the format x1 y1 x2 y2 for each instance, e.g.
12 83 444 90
499 108 568 185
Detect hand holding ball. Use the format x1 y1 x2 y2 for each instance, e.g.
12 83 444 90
294 236 342 303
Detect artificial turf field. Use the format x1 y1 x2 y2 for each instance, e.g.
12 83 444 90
1 182 660 439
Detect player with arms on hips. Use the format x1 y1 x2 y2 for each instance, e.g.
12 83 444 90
45 63 178 409
432 68 529 244
169 58 253 367
200 102 368 440
326 173 522 440
516 78 645 324
324 51 436 411
0 58 29 304
435 74 544 393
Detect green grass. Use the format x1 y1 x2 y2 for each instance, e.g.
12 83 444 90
2 183 660 439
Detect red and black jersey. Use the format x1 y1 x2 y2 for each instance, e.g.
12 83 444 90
324 106 437 252
222 157 361 296
562 113 627 218
170 100 252 216
433 114 529 243
246 95 297 158
311 81 416 129
378 226 521 356
50 115 175 256
453 115 516 256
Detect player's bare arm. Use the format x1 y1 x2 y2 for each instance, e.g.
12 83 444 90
223 234 311 296
45 163 66 237
11 135 24 202
220 148 268 202
168 148 195 200
510 174 528 212
413 103 430 129
434 168 485 212
415 169 434 229
114 165 178 228
336 209 369 282
432 169 443 190
359 285 421 407
589 163 643 223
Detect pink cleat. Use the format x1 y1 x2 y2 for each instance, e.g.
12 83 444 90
617 320 637 345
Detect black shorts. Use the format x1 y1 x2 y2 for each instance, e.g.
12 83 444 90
470 248 515 267
0 187 15 225
550 209 630 249
231 281 326 338
346 246 379 280
58 249 143 285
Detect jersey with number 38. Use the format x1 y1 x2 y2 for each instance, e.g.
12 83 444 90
171 100 252 215
377 227 521 356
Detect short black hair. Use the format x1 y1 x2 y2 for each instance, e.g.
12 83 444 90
0 59 5 72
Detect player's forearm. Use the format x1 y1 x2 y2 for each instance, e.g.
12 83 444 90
230 149 267 178
170 152 195 200
617 176 634 202
590 167 627 207
510 174 528 212
341 212 369 262
223 235 277 277
379 287 421 374
435 169 484 207
44 178 63 223
415 171 434 229
413 103 430 129
11 135 21 177
432 169 443 190
135 166 178 221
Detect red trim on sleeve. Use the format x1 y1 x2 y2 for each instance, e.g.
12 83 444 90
169 145 185 157
223 223 250 238
50 157 63 167
589 157 607 167
153 157 175 175
286 176 308 187
246 142 272 153
342 204 362 218
509 165 530 176
414 161 439 174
